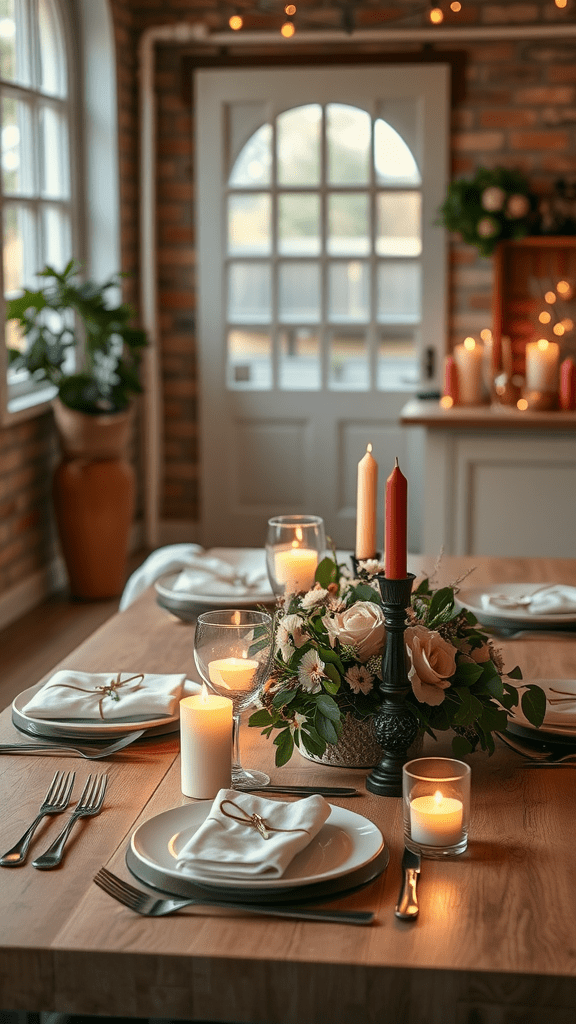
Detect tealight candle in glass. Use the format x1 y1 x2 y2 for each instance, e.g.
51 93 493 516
403 757 471 858
266 515 326 597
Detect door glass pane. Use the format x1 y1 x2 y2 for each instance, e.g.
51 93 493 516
279 327 320 390
229 123 272 187
375 119 421 186
228 193 271 255
327 104 370 186
3 203 36 295
39 0 66 97
42 205 71 269
227 328 271 389
278 193 320 256
2 95 32 195
376 192 421 257
377 329 419 390
278 261 320 323
0 0 29 86
329 329 368 390
328 261 369 322
377 261 421 323
228 262 271 323
327 193 369 256
40 104 69 198
277 105 321 186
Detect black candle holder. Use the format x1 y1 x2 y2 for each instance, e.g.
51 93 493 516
350 553 382 578
366 573 418 798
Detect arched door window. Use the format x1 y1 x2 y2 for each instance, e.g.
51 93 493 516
226 102 422 393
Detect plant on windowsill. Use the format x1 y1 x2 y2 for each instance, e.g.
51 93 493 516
6 259 148 599
436 166 539 258
249 555 546 767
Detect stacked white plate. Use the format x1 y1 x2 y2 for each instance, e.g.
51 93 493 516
509 678 576 744
456 583 576 631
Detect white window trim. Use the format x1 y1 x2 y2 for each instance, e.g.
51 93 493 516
0 0 120 426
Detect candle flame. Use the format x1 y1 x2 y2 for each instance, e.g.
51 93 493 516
295 526 303 543
537 338 549 351
463 336 475 351
200 682 209 704
367 442 372 453
232 610 241 625
434 790 444 806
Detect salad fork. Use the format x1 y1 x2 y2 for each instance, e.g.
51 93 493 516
33 773 108 869
93 867 375 925
0 770 76 866
0 730 145 759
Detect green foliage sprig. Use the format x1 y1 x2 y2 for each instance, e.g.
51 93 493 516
7 259 147 414
249 557 546 766
436 166 538 258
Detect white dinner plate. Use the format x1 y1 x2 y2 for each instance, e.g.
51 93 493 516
155 569 274 614
509 679 576 739
11 678 201 740
129 801 384 892
456 584 576 628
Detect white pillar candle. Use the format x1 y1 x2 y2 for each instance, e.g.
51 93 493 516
180 686 233 799
208 656 258 692
453 337 485 406
410 790 463 847
274 545 318 593
525 338 560 392
355 443 378 560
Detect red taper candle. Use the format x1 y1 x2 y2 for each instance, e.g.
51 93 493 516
443 354 459 406
385 457 407 579
560 357 576 411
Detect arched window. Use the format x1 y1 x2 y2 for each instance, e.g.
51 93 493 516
226 101 423 392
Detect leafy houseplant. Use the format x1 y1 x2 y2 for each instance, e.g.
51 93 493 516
436 166 538 258
7 259 147 413
249 556 546 767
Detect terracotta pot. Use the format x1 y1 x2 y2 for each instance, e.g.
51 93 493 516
52 399 135 600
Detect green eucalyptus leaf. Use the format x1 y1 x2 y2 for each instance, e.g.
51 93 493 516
273 728 294 766
506 665 523 680
521 684 546 728
315 557 338 588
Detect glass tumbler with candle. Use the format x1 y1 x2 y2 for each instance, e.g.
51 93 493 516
403 757 471 858
194 609 273 790
266 515 326 597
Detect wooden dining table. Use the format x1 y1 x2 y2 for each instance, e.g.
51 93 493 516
2 554 576 1024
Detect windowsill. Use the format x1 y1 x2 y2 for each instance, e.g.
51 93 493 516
3 383 57 425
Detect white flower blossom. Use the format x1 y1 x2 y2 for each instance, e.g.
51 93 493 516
345 664 374 695
300 587 329 610
298 649 325 693
276 613 308 661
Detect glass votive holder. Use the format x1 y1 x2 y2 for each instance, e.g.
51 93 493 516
265 514 326 597
403 757 471 859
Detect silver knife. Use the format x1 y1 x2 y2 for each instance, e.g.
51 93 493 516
238 785 359 796
395 847 421 920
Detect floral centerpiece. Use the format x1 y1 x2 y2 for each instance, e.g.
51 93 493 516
436 166 538 258
249 556 546 766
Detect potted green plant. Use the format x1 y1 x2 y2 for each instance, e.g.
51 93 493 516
7 259 148 599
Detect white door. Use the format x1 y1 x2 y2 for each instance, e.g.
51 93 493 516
196 64 449 550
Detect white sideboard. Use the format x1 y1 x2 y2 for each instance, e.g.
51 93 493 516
400 400 576 558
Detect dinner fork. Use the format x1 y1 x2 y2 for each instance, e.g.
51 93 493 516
0 770 76 866
496 731 576 764
93 867 375 925
32 773 108 870
0 730 145 759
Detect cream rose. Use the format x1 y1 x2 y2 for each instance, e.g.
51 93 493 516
405 624 457 706
325 601 386 662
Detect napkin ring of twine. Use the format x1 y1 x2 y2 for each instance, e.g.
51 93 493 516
217 798 312 842
54 672 145 719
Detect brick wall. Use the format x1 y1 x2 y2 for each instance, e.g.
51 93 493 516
0 0 574 604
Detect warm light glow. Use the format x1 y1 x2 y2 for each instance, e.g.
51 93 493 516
537 338 550 351
450 0 461 9
434 790 444 805
285 3 296 13
429 5 444 23
440 395 454 409
562 318 574 331
555 0 568 8
480 328 492 342
517 398 529 410
464 336 476 351
200 682 209 704
557 279 571 295
281 19 295 36
553 323 565 336
545 290 557 303
228 13 243 29
232 610 241 625
295 526 303 543
367 442 372 453
539 311 551 324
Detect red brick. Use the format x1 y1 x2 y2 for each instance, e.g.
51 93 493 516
516 86 575 105
479 109 537 128
549 66 576 84
510 130 569 150
453 130 505 151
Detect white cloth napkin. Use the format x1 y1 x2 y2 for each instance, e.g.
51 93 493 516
175 788 331 880
22 670 187 721
482 585 576 616
119 544 270 610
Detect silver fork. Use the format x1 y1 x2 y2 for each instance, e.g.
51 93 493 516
0 730 145 759
0 770 76 866
496 731 576 764
32 773 108 870
93 867 375 925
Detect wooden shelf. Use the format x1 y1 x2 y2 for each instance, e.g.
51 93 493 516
400 397 576 430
